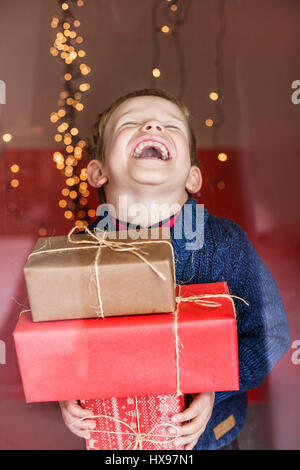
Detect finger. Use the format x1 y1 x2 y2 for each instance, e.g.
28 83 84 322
69 417 97 431
59 401 96 439
185 438 198 450
174 421 207 447
69 426 92 440
172 394 215 427
177 407 213 436
166 425 181 437
62 409 96 430
61 405 94 426
171 394 210 424
173 393 214 425
174 429 203 448
67 402 94 418
170 406 198 424
176 418 205 436
59 400 78 411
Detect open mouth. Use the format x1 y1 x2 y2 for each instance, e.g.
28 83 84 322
131 140 170 161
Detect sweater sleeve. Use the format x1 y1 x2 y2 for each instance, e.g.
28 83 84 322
212 220 290 406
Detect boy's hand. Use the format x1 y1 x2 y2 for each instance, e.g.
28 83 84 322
169 392 215 450
59 400 96 439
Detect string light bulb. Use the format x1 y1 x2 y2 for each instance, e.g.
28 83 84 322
10 179 19 188
161 25 171 34
152 67 161 78
2 133 12 143
64 210 73 219
59 199 67 208
218 152 228 162
205 119 214 127
217 181 225 190
209 91 219 101
38 227 47 236
79 83 90 91
10 164 19 173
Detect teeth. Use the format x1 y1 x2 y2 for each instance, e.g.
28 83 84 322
132 140 169 159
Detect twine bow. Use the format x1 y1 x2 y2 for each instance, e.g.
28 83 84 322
71 397 179 450
172 286 249 396
175 292 249 315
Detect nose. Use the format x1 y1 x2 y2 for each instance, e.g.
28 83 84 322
141 120 163 133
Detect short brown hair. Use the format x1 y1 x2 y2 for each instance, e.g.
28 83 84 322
85 88 199 203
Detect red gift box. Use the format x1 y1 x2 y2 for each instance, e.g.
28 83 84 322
13 282 239 402
80 394 185 450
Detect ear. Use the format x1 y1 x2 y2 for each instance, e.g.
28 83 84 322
87 159 108 188
185 165 202 194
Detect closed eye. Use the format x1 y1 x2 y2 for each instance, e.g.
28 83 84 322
121 121 139 126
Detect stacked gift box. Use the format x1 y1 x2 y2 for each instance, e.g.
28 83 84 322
13 226 239 450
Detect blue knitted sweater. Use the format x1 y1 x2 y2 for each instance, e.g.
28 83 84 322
86 196 290 449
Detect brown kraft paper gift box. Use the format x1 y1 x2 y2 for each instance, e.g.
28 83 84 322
23 226 176 322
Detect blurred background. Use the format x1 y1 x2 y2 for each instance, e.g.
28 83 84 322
0 0 299 449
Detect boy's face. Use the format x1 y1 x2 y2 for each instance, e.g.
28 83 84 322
89 95 200 199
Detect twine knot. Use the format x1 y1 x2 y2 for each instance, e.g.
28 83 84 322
71 400 180 450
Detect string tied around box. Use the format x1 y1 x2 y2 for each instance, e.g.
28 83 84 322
71 397 180 450
172 286 249 397
26 224 175 319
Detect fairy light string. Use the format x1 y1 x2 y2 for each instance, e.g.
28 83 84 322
50 0 92 229
151 0 229 196
151 0 193 100
200 0 228 199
